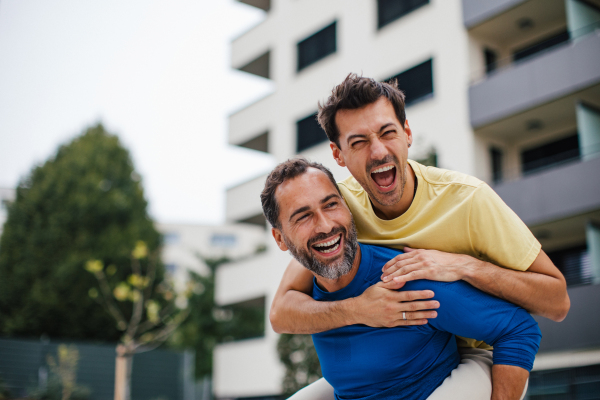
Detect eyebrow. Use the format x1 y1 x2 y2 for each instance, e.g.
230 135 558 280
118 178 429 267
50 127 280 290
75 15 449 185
346 122 397 145
288 193 341 222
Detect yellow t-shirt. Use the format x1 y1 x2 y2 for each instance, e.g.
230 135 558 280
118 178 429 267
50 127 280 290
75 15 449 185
338 160 541 348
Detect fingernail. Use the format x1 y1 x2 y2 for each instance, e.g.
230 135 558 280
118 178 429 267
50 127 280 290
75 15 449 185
382 275 390 282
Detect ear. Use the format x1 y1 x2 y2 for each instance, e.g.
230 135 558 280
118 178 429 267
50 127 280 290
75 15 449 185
404 119 413 148
271 228 288 251
330 142 346 167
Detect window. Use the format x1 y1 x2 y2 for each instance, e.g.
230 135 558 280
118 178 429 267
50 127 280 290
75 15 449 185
378 0 429 29
528 364 600 399
387 59 434 106
521 134 580 175
296 112 328 152
218 297 266 342
297 22 337 71
490 147 503 184
211 234 237 248
547 245 592 287
484 48 498 74
513 30 570 63
163 232 180 245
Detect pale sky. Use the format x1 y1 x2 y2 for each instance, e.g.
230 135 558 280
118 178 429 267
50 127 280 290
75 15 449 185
0 0 275 224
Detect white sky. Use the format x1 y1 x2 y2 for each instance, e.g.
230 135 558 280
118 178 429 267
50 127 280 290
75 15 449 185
0 0 275 224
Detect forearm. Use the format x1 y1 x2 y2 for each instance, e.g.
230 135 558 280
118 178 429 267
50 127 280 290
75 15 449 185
491 365 529 400
462 253 569 321
270 289 356 334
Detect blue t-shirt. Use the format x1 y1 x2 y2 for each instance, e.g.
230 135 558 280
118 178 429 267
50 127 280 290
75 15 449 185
311 244 541 400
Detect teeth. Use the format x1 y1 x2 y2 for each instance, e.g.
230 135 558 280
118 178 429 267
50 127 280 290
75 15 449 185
313 235 341 248
320 243 340 254
372 165 395 174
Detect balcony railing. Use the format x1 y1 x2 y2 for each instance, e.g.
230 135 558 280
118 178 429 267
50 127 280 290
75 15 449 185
470 21 600 85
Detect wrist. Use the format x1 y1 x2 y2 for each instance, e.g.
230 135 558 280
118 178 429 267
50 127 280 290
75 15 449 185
461 255 486 284
340 297 360 326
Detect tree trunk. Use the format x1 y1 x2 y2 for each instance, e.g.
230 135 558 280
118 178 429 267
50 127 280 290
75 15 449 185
114 344 134 400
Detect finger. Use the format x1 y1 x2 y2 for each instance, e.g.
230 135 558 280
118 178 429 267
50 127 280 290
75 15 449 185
404 246 417 253
382 251 418 271
386 318 429 327
391 290 436 303
382 260 422 281
392 267 431 283
378 279 406 290
398 299 440 312
404 310 438 320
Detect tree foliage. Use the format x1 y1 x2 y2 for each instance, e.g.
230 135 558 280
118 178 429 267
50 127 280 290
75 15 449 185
277 334 322 397
0 124 161 341
169 256 265 379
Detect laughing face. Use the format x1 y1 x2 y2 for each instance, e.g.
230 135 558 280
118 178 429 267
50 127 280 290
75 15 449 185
331 97 413 211
272 168 358 281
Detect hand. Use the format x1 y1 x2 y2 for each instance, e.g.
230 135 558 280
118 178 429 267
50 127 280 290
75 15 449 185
349 281 439 328
381 247 481 284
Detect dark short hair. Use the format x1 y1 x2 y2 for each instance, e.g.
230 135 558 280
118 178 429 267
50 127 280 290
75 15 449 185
261 158 340 229
317 73 406 147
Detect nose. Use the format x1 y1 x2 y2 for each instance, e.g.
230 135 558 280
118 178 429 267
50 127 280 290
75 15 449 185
314 209 335 234
370 137 388 161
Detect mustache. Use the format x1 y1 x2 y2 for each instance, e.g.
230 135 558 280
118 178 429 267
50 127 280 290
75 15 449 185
307 226 347 247
366 154 400 173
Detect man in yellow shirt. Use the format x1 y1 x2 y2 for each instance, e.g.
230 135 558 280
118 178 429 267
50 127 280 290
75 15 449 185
270 74 570 399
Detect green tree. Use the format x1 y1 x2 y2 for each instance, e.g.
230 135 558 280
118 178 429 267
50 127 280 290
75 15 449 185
169 256 265 379
277 334 322 397
0 123 161 341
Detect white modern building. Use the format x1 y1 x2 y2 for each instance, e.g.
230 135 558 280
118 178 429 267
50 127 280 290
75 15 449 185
215 0 600 399
156 222 266 291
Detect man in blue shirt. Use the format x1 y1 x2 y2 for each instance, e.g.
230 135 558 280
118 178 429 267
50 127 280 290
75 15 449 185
261 158 541 400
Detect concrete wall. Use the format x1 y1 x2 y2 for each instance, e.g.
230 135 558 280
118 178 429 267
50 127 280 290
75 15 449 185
494 156 600 226
469 31 600 128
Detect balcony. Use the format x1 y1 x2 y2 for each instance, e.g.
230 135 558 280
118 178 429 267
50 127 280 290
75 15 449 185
237 0 270 12
226 173 267 224
231 18 273 79
229 94 274 149
463 0 528 28
534 283 600 353
215 253 271 306
469 30 600 128
213 338 283 398
494 156 600 227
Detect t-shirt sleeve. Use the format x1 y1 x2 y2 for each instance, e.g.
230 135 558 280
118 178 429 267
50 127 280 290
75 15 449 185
423 280 541 371
469 183 541 271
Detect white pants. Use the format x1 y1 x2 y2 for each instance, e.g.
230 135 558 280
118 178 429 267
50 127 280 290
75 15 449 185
287 348 528 400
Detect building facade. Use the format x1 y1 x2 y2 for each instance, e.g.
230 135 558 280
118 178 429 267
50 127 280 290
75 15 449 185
216 0 600 398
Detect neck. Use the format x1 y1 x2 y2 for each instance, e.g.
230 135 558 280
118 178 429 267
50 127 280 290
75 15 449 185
372 162 417 220
315 245 362 293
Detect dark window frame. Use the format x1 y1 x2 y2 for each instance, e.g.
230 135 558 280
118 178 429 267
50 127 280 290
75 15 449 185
377 0 430 29
296 112 328 153
297 21 337 72
521 133 580 175
385 58 434 106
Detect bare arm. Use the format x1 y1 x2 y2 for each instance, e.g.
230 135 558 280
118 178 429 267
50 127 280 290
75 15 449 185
491 365 529 400
382 248 570 321
269 257 439 334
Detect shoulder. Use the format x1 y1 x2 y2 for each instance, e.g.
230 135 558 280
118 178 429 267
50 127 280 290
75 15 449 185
360 244 404 282
337 175 364 195
409 160 484 190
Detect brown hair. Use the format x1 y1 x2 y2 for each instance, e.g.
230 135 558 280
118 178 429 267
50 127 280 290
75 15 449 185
261 158 340 229
317 73 406 147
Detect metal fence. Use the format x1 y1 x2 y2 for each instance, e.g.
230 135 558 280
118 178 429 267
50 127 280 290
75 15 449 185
0 337 196 400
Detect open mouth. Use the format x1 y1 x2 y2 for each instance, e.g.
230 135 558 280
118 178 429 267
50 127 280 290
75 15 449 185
370 164 397 191
311 234 343 256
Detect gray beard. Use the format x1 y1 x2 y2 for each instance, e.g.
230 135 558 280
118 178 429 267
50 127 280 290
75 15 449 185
283 222 358 280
